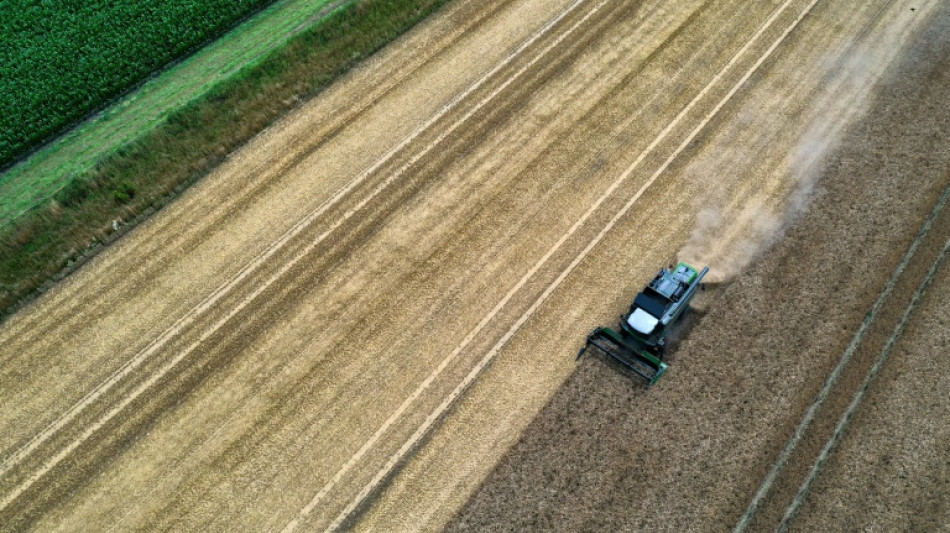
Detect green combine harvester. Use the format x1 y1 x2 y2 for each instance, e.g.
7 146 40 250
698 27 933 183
578 261 709 386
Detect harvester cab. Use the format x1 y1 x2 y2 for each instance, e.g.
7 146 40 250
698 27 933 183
578 262 709 386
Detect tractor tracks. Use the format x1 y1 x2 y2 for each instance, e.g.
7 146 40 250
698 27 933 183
0 0 512 370
283 0 828 529
736 171 950 531
779 215 950 529
0 0 629 525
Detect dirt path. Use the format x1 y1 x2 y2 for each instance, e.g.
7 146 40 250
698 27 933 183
0 0 945 530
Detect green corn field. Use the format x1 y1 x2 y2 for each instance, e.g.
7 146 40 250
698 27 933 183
0 0 274 168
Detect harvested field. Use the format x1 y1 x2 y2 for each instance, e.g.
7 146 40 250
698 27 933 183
450 3 950 530
0 0 947 531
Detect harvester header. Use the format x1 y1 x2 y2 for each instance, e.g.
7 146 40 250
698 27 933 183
578 262 709 385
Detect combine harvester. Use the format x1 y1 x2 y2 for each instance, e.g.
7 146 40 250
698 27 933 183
578 262 709 386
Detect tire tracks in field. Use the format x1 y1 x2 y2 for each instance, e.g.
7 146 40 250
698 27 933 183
736 175 950 532
778 217 950 529
0 0 621 517
0 0 511 365
109 0 689 523
282 0 823 528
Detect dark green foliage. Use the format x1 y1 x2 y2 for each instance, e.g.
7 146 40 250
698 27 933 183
0 0 452 319
54 176 93 208
112 182 135 205
0 0 275 168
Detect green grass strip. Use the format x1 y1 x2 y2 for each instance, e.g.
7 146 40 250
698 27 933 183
0 0 276 172
0 0 452 319
0 0 338 226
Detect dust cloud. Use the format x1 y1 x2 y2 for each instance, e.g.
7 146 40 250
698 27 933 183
678 36 912 283
677 125 826 283
677 202 781 284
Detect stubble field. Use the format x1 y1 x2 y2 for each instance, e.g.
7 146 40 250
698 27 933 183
0 0 947 530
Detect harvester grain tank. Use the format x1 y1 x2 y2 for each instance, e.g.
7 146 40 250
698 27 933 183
578 262 709 386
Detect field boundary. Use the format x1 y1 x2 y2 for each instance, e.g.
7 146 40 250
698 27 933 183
0 0 297 177
0 0 342 222
0 0 454 322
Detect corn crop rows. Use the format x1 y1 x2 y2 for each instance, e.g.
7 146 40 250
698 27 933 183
0 0 274 168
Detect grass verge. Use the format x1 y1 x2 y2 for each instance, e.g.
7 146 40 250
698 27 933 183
0 0 452 320
0 0 338 226
0 0 276 169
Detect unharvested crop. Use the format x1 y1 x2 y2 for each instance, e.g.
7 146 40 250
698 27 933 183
0 0 453 320
0 0 275 168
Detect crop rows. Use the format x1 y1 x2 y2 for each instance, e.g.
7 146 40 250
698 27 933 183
0 0 453 320
0 0 275 168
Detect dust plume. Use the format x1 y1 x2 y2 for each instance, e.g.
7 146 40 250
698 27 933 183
678 203 779 283
678 120 830 283
678 33 911 283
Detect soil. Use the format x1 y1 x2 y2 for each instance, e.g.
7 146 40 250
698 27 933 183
0 0 947 531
